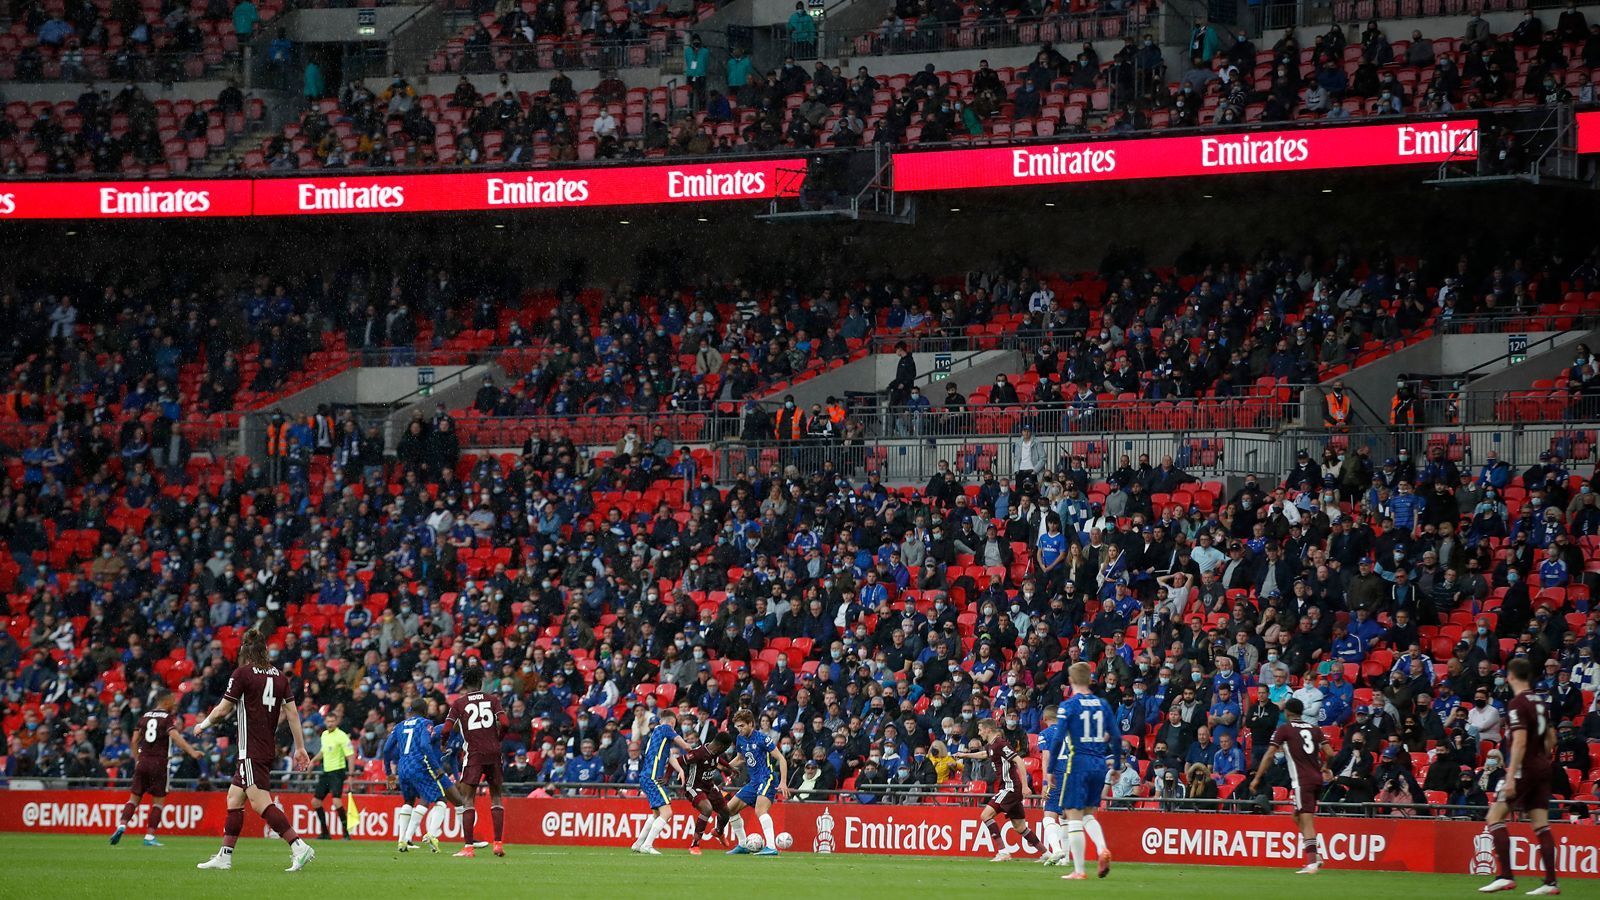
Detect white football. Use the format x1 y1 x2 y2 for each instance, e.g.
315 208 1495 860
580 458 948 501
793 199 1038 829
775 832 793 850
744 834 765 851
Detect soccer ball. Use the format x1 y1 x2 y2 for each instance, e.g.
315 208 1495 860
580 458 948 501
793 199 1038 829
775 832 793 850
743 834 765 851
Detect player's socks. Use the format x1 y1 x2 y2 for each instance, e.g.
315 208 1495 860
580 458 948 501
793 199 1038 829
1066 821 1087 876
729 815 747 843
645 813 671 850
1303 836 1321 865
315 807 330 840
146 804 162 841
1041 820 1061 859
491 805 505 842
1017 827 1041 855
1082 815 1108 856
120 800 139 830
1490 822 1514 880
637 814 660 851
396 805 414 847
261 804 302 845
461 806 477 846
1535 826 1558 886
222 808 244 850
691 815 706 847
427 802 449 839
758 813 777 851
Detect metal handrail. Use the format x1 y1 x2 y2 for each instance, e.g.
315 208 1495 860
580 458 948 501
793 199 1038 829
13 775 1591 818
809 7 1154 61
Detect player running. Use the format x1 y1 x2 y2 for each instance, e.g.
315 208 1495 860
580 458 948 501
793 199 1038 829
441 665 509 858
725 708 789 856
1037 707 1065 864
1054 661 1121 880
955 716 1041 862
1249 696 1333 875
385 698 471 854
632 706 693 855
681 731 735 855
110 689 202 847
309 709 355 841
1478 657 1561 896
191 628 317 873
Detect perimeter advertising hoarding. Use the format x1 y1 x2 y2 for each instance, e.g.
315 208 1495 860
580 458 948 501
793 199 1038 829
0 158 809 220
3 790 1595 879
893 119 1481 192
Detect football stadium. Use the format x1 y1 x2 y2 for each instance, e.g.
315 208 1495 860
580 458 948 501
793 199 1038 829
1 0 1599 892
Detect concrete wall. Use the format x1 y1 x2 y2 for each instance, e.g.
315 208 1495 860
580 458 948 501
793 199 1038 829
1470 328 1600 395
285 6 427 43
1299 330 1589 429
268 364 483 418
383 363 506 449
1439 331 1585 372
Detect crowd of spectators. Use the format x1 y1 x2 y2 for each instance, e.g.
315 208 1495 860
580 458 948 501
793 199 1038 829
2 234 1599 817
1 0 269 82
428 0 714 78
233 7 1600 174
1 79 261 175
1137 9 1600 133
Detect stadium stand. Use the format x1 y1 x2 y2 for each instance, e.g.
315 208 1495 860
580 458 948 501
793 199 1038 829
5 0 1600 828
0 0 268 82
2 228 1599 813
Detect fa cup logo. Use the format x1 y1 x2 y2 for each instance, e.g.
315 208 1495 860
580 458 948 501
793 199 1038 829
813 807 835 854
1470 831 1497 876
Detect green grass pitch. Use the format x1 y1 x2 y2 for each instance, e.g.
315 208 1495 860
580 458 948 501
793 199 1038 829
2 833 1547 898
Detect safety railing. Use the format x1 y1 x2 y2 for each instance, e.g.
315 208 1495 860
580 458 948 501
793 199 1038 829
869 389 1295 439
0 46 241 84
0 416 242 456
709 431 1254 483
811 6 1155 61
16 775 1591 819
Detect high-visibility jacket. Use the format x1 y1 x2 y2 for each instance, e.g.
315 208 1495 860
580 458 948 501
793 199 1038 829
265 420 290 456
826 403 846 425
1324 391 1351 427
773 407 805 440
1390 393 1416 425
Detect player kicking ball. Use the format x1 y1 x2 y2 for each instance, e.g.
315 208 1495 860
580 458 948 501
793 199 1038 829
1053 662 1120 880
955 717 1041 862
191 628 317 873
632 707 694 855
1477 657 1561 896
110 689 203 848
1248 696 1333 875
680 731 736 855
724 709 789 856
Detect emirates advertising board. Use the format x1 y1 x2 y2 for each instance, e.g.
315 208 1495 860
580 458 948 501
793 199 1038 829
3 790 1596 879
0 158 809 220
893 118 1481 192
